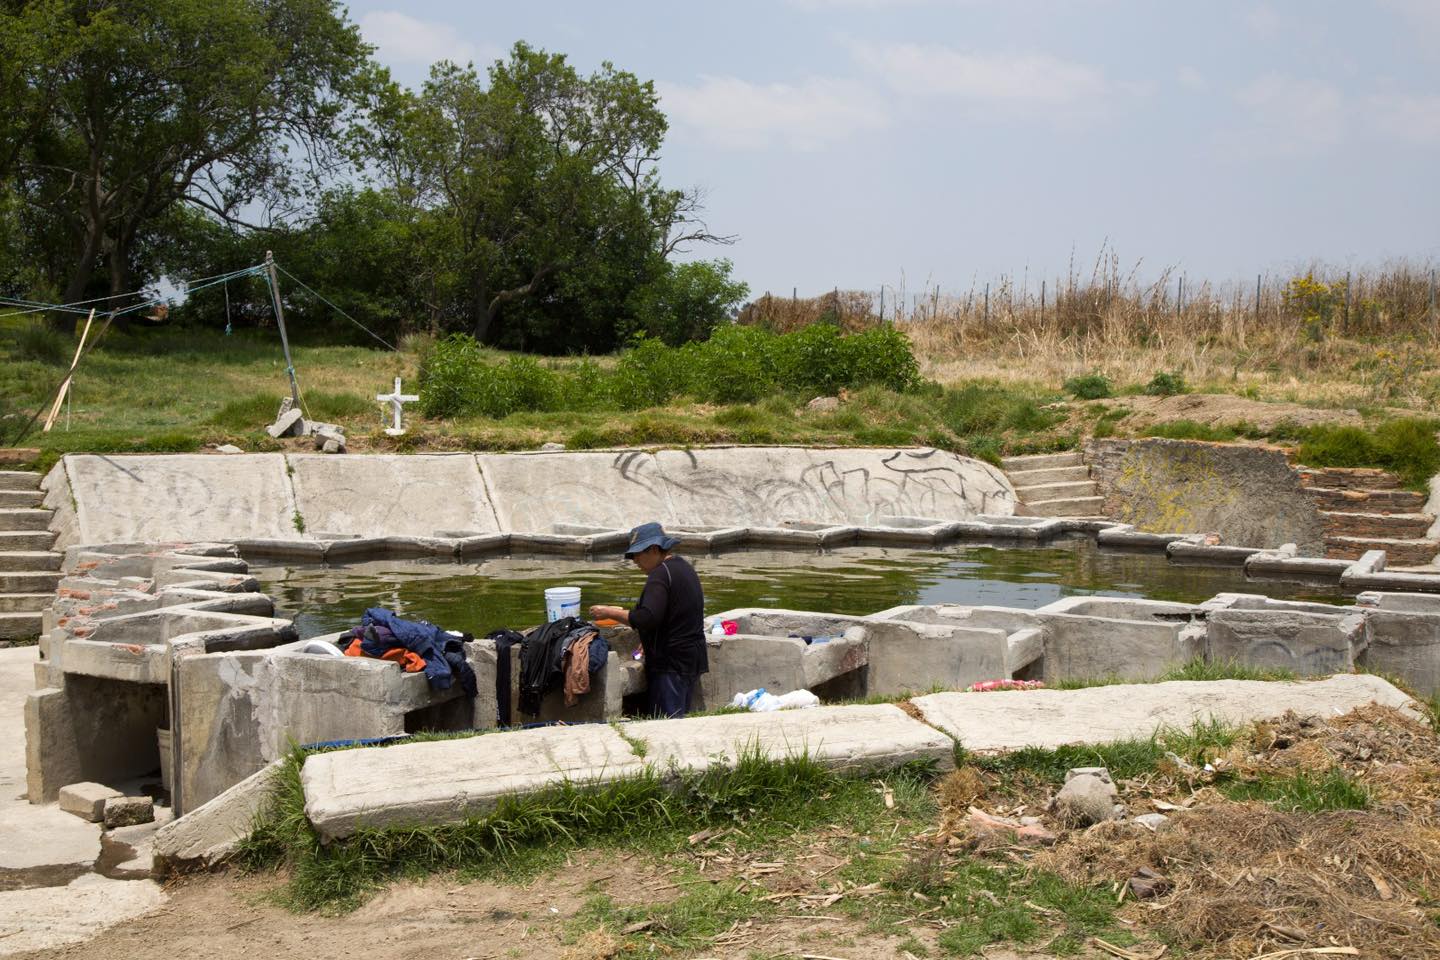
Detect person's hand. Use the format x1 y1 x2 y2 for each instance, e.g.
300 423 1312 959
590 604 625 621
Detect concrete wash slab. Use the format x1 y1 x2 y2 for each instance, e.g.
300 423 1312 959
0 648 166 955
625 704 955 775
478 449 676 532
301 724 645 840
288 453 499 538
64 453 296 542
913 674 1418 751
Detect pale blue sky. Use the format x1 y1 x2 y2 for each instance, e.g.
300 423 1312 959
346 1 1440 298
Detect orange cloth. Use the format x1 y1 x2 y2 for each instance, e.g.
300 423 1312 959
344 637 426 673
563 632 595 706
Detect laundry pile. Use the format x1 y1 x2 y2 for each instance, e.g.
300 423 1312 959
488 617 611 725
340 607 478 696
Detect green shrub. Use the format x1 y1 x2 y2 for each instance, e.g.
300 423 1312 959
1298 417 1440 490
1063 373 1113 400
610 337 688 410
1144 371 1187 396
942 384 1062 439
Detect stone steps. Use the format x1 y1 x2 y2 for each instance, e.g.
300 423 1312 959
1321 511 1434 540
1006 465 1091 486
1304 486 1426 514
0 571 62 593
0 593 53 613
1299 467 1403 491
0 508 55 531
0 530 56 552
1001 452 1084 472
1326 536 1440 567
0 489 42 509
0 470 41 491
1013 479 1097 503
0 611 42 640
0 551 61 573
1025 495 1107 517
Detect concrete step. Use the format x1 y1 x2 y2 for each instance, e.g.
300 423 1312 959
0 471 42 491
0 508 54 532
1299 467 1403 491
0 530 56 552
1325 536 1440 567
0 490 43 509
0 571 62 592
1320 511 1434 540
0 611 43 641
1006 465 1091 486
1025 496 1107 517
0 593 52 613
1001 452 1084 472
1015 480 1098 503
1304 486 1426 514
0 552 61 573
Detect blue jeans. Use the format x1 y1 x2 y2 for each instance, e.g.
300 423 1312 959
648 671 696 718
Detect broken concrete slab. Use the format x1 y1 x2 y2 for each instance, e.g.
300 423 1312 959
58 782 122 822
264 408 304 438
624 704 955 776
0 872 166 954
913 674 1418 752
102 794 154 829
153 759 283 871
301 724 645 840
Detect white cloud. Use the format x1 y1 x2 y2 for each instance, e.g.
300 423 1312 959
1380 0 1440 35
1235 72 1345 146
659 75 889 150
1367 93 1440 145
851 42 1106 106
358 11 482 67
1177 66 1207 92
1244 3 1283 36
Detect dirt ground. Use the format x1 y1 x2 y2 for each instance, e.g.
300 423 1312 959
5 860 1077 960
1084 393 1369 431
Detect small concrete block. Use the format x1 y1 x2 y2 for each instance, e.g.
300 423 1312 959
59 782 123 822
321 438 344 454
624 704 955 776
103 795 155 829
264 408 304 439
214 444 244 455
540 442 566 451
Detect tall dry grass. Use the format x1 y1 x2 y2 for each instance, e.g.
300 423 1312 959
739 253 1440 409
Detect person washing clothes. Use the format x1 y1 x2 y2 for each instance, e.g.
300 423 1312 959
589 521 708 718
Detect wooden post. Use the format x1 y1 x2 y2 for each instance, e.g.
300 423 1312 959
43 309 95 433
1255 273 1262 325
264 251 302 410
984 283 989 324
1041 280 1046 323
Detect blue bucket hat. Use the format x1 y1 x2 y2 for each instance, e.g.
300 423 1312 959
624 521 680 558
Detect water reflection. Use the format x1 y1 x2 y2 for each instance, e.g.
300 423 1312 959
251 538 1352 640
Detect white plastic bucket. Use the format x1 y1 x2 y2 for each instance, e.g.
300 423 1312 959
545 586 582 622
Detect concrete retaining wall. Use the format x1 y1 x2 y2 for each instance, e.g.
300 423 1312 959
1085 438 1325 552
47 446 1015 547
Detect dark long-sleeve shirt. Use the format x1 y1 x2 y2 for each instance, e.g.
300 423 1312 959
629 556 708 677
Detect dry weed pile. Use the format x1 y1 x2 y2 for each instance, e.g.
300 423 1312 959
934 705 1440 959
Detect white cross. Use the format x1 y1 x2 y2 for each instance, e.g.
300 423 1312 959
377 377 419 436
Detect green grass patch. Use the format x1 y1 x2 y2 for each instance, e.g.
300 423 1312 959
964 719 1242 786
1297 417 1440 490
1158 658 1299 683
1218 767 1371 812
239 745 942 913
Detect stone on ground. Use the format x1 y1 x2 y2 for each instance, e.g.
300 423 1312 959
912 674 1418 751
58 782 122 823
102 795 154 829
264 407 303 438
623 704 955 775
301 725 645 840
1053 769 1122 826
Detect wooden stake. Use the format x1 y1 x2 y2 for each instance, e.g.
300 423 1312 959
43 309 95 433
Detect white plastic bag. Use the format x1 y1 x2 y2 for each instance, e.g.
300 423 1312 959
730 688 820 712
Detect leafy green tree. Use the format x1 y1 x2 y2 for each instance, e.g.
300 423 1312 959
1 0 373 324
359 42 730 350
627 259 750 346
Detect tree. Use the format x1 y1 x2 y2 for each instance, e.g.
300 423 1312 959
627 259 750 346
1 0 372 325
361 42 731 350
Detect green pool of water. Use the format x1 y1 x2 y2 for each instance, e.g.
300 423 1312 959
251 538 1351 640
